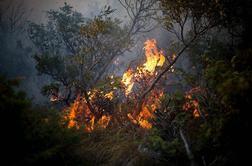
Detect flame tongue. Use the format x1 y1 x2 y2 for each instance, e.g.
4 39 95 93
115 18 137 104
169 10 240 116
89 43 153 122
121 39 166 96
143 39 165 74
121 69 134 96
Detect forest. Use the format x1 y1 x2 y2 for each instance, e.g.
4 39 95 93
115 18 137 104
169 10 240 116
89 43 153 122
0 0 251 165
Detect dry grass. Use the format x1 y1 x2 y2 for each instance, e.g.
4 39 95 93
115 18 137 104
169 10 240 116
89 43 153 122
77 127 156 166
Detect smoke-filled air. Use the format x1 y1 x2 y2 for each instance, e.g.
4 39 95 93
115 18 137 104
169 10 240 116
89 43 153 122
0 0 251 165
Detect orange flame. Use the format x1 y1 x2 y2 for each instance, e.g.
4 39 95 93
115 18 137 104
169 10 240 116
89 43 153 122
65 39 167 131
97 115 111 128
104 91 114 100
120 39 166 129
143 39 165 74
182 87 204 118
126 89 164 129
121 39 166 95
65 95 94 132
121 69 134 96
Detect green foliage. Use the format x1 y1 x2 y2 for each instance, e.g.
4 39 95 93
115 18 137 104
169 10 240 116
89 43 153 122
0 76 86 165
34 54 79 86
165 24 252 165
29 3 131 105
146 129 167 151
204 51 252 109
3 1 249 166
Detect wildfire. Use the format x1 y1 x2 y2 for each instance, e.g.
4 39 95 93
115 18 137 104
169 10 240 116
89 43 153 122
64 95 94 131
104 91 114 100
143 39 165 74
121 69 134 96
127 106 155 129
64 39 168 132
182 87 205 118
97 115 111 129
138 106 155 129
136 91 163 129
121 39 166 129
63 37 202 132
121 39 166 96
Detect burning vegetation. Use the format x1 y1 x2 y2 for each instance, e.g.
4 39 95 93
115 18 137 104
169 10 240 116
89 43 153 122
63 39 169 131
2 0 250 165
63 39 199 132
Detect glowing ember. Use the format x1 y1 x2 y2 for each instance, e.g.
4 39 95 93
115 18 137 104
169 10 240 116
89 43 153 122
86 116 95 132
50 95 59 102
97 115 111 128
127 90 164 129
182 87 204 118
65 95 94 131
137 106 154 129
104 91 114 100
193 109 200 118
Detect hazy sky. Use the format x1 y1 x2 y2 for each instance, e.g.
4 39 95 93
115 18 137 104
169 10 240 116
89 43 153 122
3 0 171 46
27 0 172 68
0 0 176 103
1 0 172 63
24 0 126 23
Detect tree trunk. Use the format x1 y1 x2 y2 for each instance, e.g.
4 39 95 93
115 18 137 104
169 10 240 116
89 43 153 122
179 128 196 166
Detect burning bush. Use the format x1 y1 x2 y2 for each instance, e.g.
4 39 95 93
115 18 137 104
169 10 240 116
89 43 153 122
64 39 169 132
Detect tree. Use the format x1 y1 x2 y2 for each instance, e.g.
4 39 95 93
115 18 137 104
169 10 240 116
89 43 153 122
29 1 158 117
29 3 130 108
0 0 29 34
147 1 252 165
117 0 220 119
0 75 86 165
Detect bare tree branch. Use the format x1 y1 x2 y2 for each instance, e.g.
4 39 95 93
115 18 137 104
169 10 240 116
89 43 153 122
180 128 196 166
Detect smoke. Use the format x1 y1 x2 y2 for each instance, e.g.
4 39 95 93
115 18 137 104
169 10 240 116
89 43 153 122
0 0 173 104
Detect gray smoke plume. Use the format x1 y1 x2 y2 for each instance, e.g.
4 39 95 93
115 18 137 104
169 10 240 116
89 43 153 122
0 0 174 104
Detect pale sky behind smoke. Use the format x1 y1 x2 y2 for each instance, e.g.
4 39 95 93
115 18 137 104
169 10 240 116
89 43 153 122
0 0 181 103
25 0 126 23
23 0 173 74
24 0 170 41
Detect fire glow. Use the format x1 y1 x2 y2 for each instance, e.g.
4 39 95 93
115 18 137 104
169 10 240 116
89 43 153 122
64 39 167 131
121 39 166 96
182 87 205 118
142 39 165 74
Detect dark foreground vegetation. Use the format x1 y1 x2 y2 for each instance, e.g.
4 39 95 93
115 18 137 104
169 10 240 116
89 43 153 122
0 0 251 165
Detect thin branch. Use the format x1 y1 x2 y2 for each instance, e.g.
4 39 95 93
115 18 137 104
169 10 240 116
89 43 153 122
180 128 196 166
